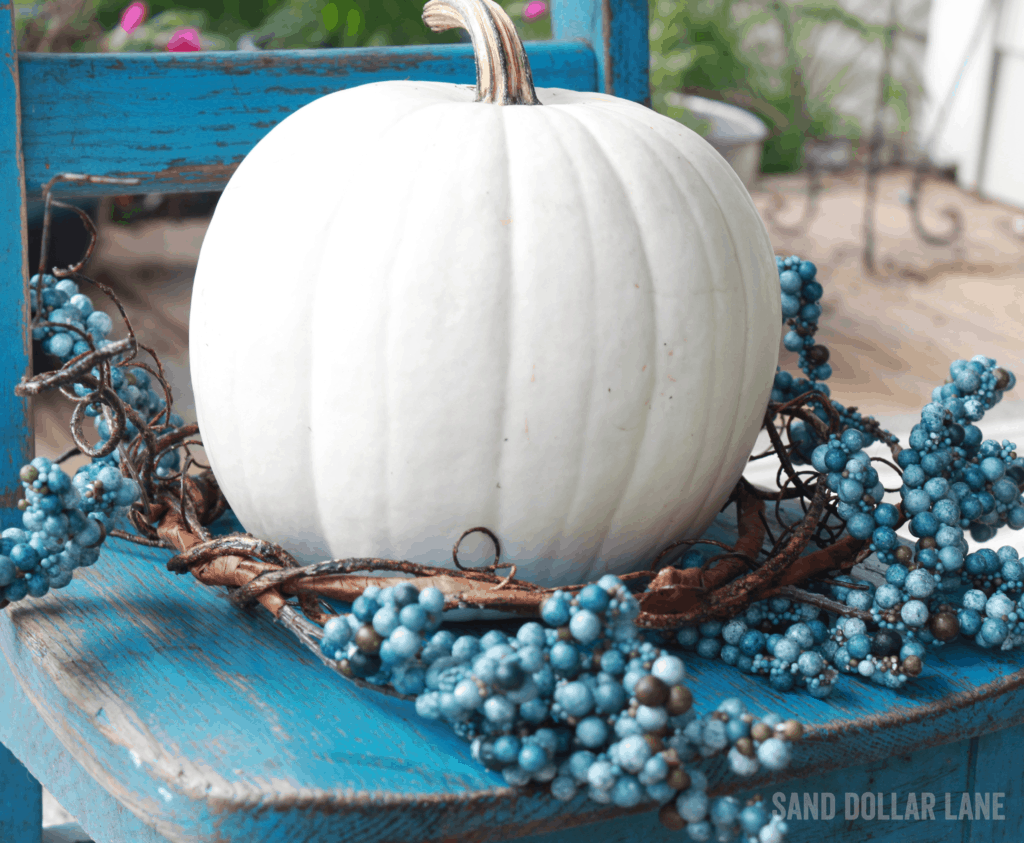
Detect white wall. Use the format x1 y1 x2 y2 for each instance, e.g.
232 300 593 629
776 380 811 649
736 0 931 153
921 0 1024 207
982 0 1024 205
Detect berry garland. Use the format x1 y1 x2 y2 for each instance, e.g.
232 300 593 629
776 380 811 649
672 257 1024 697
320 575 798 841
5 198 1024 843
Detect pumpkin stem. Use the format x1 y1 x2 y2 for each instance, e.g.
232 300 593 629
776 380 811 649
423 0 541 105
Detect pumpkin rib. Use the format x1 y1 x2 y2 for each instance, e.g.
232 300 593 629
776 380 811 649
377 102 487 557
496 103 603 582
584 102 775 552
532 105 601 579
328 97 469 558
589 109 718 562
195 131 343 555
297 100 435 558
550 108 673 578
657 126 774 537
493 102 514 563
658 129 753 537
670 142 776 536
303 222 344 560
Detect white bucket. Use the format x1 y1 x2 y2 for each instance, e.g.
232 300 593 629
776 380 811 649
666 93 769 190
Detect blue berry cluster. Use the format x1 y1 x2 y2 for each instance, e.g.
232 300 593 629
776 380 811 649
771 257 889 463
320 577 801 840
1 457 139 603
777 257 828 383
31 273 114 359
87 365 184 476
32 272 182 475
677 606 837 698
677 257 1024 694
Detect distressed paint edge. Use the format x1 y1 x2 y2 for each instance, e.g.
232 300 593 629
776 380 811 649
1 0 34 514
7 585 1024 815
18 41 597 196
601 0 614 94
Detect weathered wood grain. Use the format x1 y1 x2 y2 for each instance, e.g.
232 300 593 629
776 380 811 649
968 728 1024 842
0 0 33 527
17 42 597 197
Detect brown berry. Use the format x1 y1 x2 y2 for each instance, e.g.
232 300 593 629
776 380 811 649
751 722 772 742
659 802 687 831
778 719 803 741
894 545 913 564
662 747 681 767
918 536 938 551
807 344 830 365
902 655 923 677
634 674 670 707
995 368 1011 390
665 684 693 716
734 737 755 757
18 465 38 484
644 734 666 754
666 768 691 791
355 624 382 654
929 611 959 642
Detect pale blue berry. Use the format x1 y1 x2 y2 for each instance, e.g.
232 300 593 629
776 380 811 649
676 788 709 822
651 654 685 685
569 609 602 644
756 737 791 771
616 734 651 773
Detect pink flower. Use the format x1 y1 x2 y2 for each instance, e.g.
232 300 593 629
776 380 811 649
167 28 202 52
119 1 147 33
523 0 547 21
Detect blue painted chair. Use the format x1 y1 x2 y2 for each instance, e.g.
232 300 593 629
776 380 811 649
3 3 1024 841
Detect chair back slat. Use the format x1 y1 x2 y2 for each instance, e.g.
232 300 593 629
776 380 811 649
19 42 598 197
553 0 650 104
1 7 33 525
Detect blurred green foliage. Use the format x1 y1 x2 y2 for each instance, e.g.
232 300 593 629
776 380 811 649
650 0 911 173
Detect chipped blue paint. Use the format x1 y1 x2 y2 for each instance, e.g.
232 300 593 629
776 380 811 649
17 41 598 197
553 0 649 103
0 0 33 526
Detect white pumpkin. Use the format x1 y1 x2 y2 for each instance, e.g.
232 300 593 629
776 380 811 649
189 0 781 588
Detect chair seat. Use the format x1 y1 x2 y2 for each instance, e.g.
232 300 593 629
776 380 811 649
4 483 1024 843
